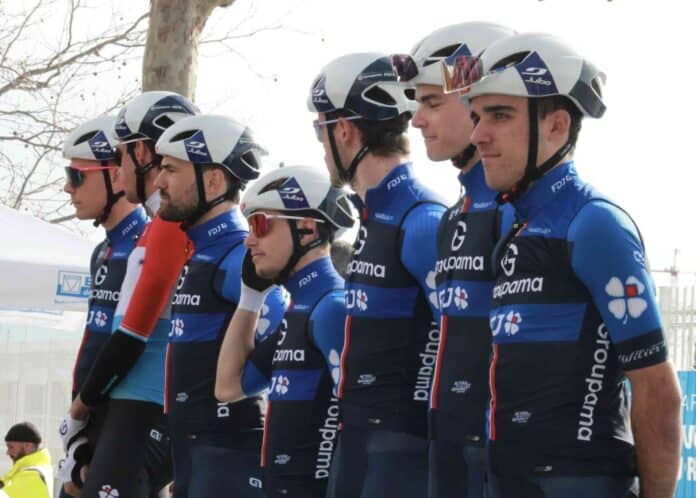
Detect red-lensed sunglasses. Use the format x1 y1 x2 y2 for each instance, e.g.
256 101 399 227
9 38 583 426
248 212 324 238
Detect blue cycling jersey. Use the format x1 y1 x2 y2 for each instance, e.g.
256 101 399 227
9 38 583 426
340 163 445 437
73 208 147 394
241 256 345 491
167 209 285 435
489 161 666 476
430 162 515 445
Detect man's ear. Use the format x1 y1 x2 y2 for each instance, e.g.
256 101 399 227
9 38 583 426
544 108 571 145
296 217 320 245
336 116 360 147
134 140 152 165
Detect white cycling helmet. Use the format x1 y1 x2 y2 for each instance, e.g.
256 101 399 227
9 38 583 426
115 91 200 144
156 114 264 182
307 52 416 120
442 33 606 202
399 22 516 86
447 32 606 118
62 115 124 226
242 165 355 283
242 165 354 230
115 91 199 202
63 115 119 162
156 114 265 227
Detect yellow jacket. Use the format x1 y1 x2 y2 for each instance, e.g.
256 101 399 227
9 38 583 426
0 448 53 498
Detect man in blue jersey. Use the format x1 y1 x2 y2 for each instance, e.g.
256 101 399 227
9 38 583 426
153 114 285 498
443 32 682 497
307 52 446 498
393 22 515 498
60 92 199 498
58 115 147 495
216 165 355 498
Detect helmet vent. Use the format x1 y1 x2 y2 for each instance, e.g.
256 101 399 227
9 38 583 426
153 114 175 130
240 151 260 171
170 129 198 142
491 51 530 71
424 44 461 66
258 177 288 195
74 131 98 145
364 86 396 106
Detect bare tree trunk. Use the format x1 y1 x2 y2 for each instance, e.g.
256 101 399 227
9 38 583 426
142 0 234 99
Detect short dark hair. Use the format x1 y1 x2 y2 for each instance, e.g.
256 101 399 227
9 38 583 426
536 95 583 153
200 164 243 203
330 110 411 157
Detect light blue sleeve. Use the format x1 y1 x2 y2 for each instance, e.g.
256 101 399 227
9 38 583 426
401 202 446 321
568 200 666 370
309 290 346 394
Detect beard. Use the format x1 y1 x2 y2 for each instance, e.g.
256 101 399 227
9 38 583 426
158 184 199 222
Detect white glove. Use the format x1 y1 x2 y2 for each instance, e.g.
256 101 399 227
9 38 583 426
57 436 89 485
59 412 88 452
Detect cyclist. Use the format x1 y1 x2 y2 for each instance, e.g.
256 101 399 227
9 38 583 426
307 52 446 497
445 32 681 497
154 114 285 497
393 22 515 498
216 165 354 497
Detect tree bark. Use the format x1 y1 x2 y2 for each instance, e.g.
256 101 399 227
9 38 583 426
142 0 234 99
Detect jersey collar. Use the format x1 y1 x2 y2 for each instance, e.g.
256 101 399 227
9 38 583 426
185 208 246 249
284 256 341 307
458 161 497 204
358 162 414 218
106 207 147 246
513 161 577 220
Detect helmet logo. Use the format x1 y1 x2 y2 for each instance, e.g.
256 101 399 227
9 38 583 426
516 52 558 96
183 130 213 163
88 131 114 160
278 178 310 209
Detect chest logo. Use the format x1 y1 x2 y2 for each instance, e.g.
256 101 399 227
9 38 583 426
500 243 518 277
451 220 467 251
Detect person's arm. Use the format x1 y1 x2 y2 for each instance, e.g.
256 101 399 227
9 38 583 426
74 217 190 409
626 362 682 498
215 250 285 402
401 202 446 320
569 201 681 497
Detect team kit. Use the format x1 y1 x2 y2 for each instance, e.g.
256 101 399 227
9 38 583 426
57 22 680 498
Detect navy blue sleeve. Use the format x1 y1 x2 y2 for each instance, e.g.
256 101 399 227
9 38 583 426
401 202 446 320
568 201 667 370
309 290 346 395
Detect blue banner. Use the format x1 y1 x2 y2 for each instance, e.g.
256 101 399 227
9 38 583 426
677 371 696 497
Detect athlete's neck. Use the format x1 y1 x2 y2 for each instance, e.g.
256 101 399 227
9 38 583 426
192 201 237 227
290 245 330 276
352 153 409 201
101 197 138 231
454 151 480 174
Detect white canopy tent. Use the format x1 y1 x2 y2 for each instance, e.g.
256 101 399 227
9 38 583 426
0 205 93 311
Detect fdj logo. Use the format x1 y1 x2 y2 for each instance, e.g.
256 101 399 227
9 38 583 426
450 220 467 251
176 265 189 290
354 226 368 255
94 265 108 286
500 243 518 277
345 289 368 311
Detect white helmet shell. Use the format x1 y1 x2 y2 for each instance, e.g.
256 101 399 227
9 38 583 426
463 32 606 118
115 91 199 143
307 52 416 120
63 115 119 162
155 114 264 182
409 22 516 86
241 166 354 230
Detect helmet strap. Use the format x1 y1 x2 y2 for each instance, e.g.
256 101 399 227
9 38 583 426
327 122 369 185
451 144 477 169
496 99 572 205
94 166 125 227
126 141 160 204
273 220 326 284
